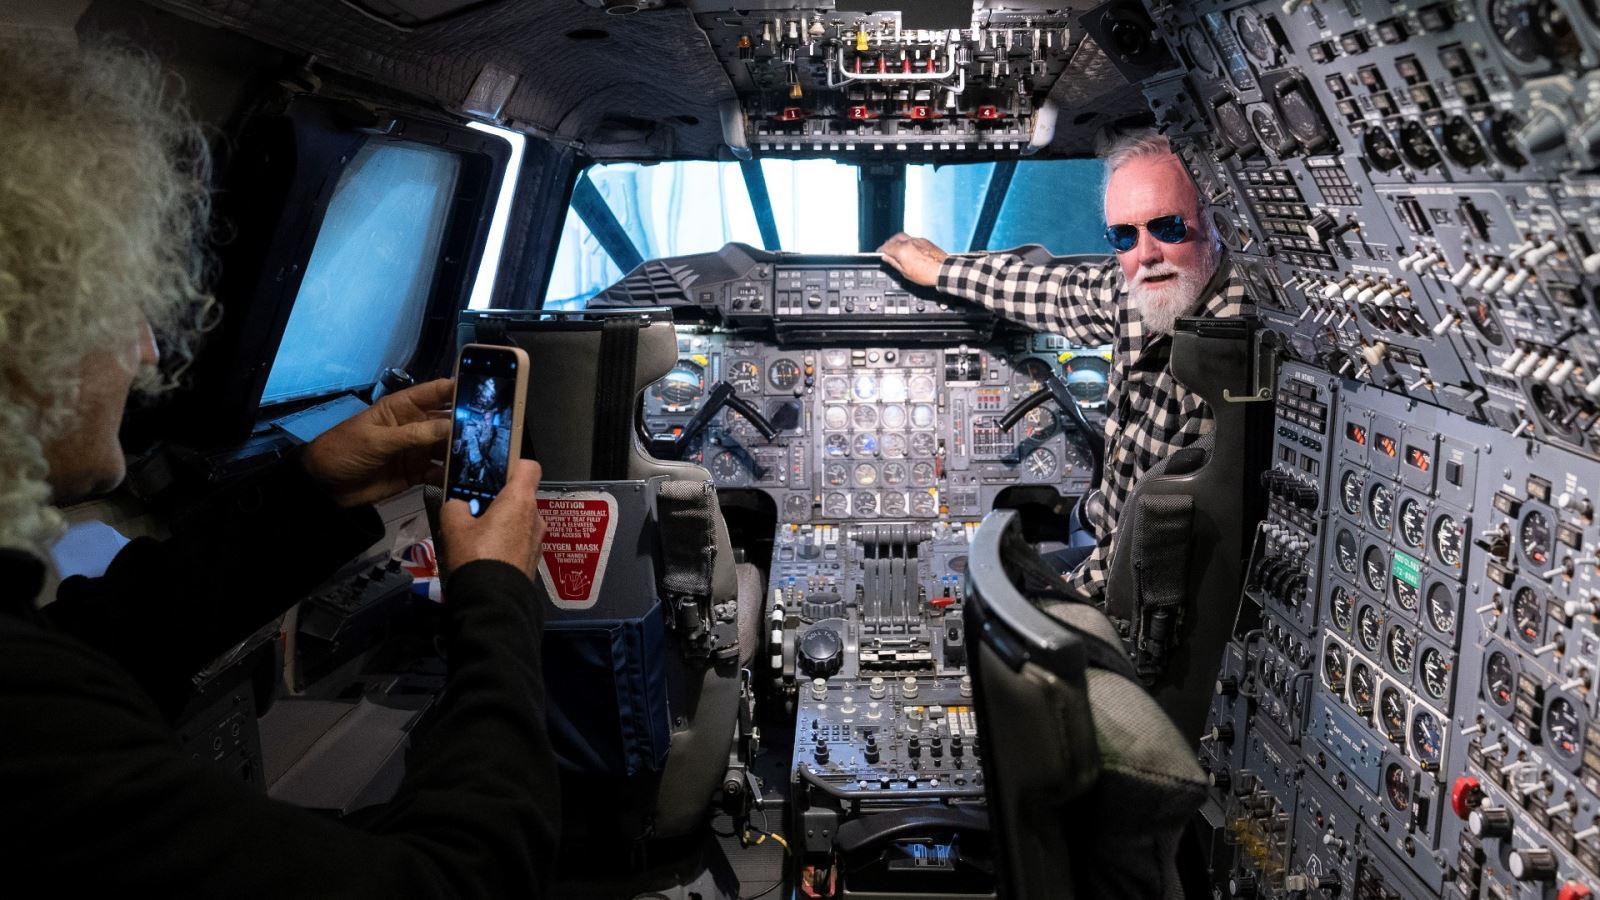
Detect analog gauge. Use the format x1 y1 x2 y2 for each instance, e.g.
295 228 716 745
825 463 848 487
853 433 880 457
1363 545 1388 593
1433 515 1464 568
1420 646 1450 701
1512 585 1544 644
1392 579 1419 613
824 434 850 458
1350 662 1376 715
1340 470 1364 517
1385 762 1412 811
911 461 937 487
1487 0 1580 65
911 433 937 457
1024 448 1058 479
853 491 878 517
852 374 879 401
1012 357 1053 392
1380 686 1407 739
1234 8 1277 64
1330 585 1355 632
651 360 706 411
881 404 908 430
1358 604 1383 653
823 375 850 401
1520 510 1551 566
1020 407 1060 441
880 374 908 403
1063 356 1112 407
768 358 802 391
823 405 849 431
1323 641 1349 694
1335 529 1359 575
880 434 908 458
853 463 878 487
1410 711 1443 770
1546 696 1584 761
1398 497 1427 549
710 450 746 484
1184 27 1222 78
1426 583 1457 636
1368 482 1395 531
910 404 935 429
783 493 811 521
823 492 849 518
882 491 907 517
1387 624 1415 676
728 359 762 394
908 374 937 402
882 462 907 486
853 404 879 430
1251 107 1290 155
723 412 758 443
1467 301 1506 345
823 349 850 369
1484 649 1515 709
910 491 937 516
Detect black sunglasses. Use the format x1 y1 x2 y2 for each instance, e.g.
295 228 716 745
1103 214 1188 253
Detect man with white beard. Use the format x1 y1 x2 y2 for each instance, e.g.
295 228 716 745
878 130 1252 601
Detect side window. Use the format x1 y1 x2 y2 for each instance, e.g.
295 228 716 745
260 140 462 405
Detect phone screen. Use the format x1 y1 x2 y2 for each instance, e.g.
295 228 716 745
447 348 520 513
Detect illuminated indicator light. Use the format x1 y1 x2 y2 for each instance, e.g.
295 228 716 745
1377 434 1398 458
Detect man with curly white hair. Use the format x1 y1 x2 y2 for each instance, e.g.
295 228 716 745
0 36 561 896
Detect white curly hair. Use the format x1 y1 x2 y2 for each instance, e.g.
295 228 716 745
0 36 216 553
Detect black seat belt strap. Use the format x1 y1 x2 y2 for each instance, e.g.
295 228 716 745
591 319 639 480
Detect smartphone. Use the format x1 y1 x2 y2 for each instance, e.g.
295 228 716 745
444 343 530 516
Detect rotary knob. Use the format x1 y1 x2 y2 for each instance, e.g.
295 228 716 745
1304 211 1356 244
798 625 844 679
1516 108 1569 158
1509 847 1557 882
1469 805 1513 839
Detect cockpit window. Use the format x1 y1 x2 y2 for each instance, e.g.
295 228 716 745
261 140 461 406
904 159 1109 254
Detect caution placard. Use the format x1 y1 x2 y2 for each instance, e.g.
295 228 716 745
536 492 619 610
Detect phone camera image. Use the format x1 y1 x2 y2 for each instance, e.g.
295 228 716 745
448 354 518 514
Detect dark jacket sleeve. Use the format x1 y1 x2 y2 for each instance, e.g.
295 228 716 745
2 558 559 899
43 457 385 718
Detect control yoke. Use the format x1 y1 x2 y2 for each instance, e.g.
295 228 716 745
997 372 1105 477
654 381 778 460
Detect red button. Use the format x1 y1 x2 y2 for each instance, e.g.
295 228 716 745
1450 776 1482 820
1558 882 1593 900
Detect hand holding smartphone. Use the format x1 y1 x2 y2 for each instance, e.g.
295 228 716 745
445 343 530 516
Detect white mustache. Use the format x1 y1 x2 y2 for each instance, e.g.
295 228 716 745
1135 264 1182 285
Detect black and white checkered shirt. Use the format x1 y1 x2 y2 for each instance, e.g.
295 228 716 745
939 252 1253 599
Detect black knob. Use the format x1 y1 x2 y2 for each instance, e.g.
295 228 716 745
1509 847 1557 882
798 625 844 678
814 738 829 765
1469 806 1513 839
952 736 964 757
1230 871 1258 898
909 736 921 757
864 733 880 764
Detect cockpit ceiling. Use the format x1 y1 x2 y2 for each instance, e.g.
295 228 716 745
139 0 1150 160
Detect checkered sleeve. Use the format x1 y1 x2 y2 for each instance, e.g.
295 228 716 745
936 254 1120 347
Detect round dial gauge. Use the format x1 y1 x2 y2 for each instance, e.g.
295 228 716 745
1385 762 1412 811
1427 583 1457 636
1368 482 1395 531
1387 624 1415 676
1420 646 1451 701
1484 649 1515 710
908 374 937 402
768 358 802 391
823 349 850 369
1235 8 1277 64
822 375 850 401
880 404 907 430
1184 27 1222 78
1521 510 1551 566
881 462 907 486
852 374 879 402
823 406 849 430
1392 579 1419 613
853 433 879 457
825 463 848 487
911 433 937 457
1488 0 1579 65
1063 355 1111 407
910 404 935 429
880 374 908 403
853 463 878 487
1020 407 1059 441
784 493 811 521
1398 498 1427 549
1340 470 1364 516
1335 529 1359 575
911 461 936 487
652 360 706 411
1410 711 1443 770
1330 585 1355 632
853 491 878 517
823 492 849 517
728 360 762 393
910 491 937 516
1350 661 1376 714
1012 357 1053 391
881 492 907 517
1357 604 1383 653
853 404 879 429
1024 448 1058 479
710 450 746 484
824 434 850 458
1363 545 1388 593
1546 696 1584 761
1323 641 1349 694
1433 515 1464 568
1380 687 1407 739
1512 586 1543 644
880 433 908 458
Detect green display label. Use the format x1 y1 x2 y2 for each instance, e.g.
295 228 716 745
1392 551 1421 589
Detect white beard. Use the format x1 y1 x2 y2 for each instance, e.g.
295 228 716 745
1128 255 1217 336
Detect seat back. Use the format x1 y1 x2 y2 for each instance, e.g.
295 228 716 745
1102 316 1271 744
965 510 1207 900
